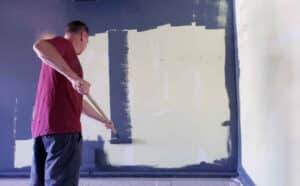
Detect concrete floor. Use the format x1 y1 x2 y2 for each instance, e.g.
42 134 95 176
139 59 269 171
0 178 241 186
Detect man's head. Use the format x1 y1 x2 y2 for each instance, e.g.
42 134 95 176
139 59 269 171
64 20 89 55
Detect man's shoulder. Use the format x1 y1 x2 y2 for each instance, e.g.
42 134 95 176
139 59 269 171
46 36 73 55
46 36 69 46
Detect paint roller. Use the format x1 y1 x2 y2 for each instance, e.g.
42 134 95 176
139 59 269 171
86 94 119 138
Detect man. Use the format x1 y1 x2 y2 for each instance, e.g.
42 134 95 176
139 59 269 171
30 20 113 186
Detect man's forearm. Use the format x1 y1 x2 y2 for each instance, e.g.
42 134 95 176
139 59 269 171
82 99 107 123
33 39 79 82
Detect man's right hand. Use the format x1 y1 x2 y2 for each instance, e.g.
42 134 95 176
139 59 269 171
71 78 91 95
103 119 113 130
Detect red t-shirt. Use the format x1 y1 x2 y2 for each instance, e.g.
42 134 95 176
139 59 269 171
31 37 83 138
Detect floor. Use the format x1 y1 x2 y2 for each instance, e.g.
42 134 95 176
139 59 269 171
0 178 241 186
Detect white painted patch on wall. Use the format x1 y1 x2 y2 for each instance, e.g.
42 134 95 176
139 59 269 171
126 24 229 167
77 23 230 168
14 139 33 168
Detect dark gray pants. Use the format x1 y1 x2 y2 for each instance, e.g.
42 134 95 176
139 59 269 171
30 133 82 186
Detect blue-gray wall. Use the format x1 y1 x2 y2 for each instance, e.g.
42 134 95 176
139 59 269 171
0 0 240 177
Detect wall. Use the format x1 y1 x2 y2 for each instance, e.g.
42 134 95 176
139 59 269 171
236 0 300 185
2 0 299 184
0 0 239 177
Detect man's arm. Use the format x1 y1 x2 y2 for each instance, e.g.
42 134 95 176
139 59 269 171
82 99 113 129
33 39 90 95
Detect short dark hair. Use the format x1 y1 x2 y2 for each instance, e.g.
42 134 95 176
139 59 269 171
65 20 89 34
